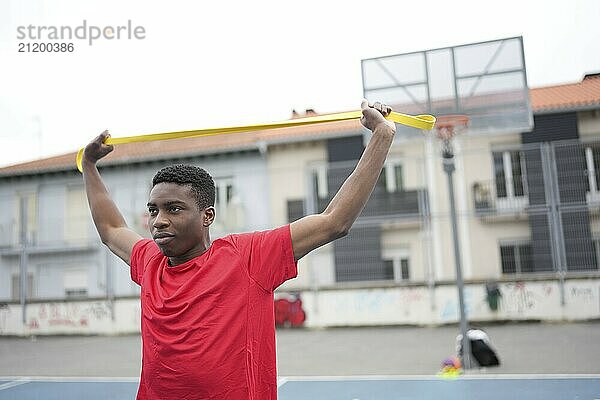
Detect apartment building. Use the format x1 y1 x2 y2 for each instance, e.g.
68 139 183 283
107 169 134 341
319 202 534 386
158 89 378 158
0 74 599 334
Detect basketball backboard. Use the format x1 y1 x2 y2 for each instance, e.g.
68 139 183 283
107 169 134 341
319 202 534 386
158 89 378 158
361 36 533 137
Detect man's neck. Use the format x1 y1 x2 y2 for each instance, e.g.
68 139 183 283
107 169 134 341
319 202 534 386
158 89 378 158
167 235 211 266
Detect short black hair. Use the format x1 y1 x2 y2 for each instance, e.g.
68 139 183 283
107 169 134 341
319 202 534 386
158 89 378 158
152 164 215 210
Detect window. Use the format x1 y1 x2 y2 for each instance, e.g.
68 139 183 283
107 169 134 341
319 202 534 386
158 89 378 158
500 242 533 274
213 177 244 231
11 273 35 300
15 192 38 245
287 199 305 223
382 247 411 282
383 260 395 280
585 146 600 201
594 238 600 269
214 178 234 210
493 150 526 198
400 259 410 280
382 162 404 193
305 164 328 214
65 185 89 244
63 269 88 299
309 164 328 199
382 257 411 281
493 150 528 210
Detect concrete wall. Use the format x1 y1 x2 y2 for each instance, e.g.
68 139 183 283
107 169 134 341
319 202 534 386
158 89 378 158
0 298 140 336
1 278 598 336
297 278 600 328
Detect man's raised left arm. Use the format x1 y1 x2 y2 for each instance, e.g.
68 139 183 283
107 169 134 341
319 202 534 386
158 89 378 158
290 100 396 261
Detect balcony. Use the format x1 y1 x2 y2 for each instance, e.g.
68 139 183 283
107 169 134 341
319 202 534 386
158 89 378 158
288 188 429 224
472 180 530 221
0 221 97 256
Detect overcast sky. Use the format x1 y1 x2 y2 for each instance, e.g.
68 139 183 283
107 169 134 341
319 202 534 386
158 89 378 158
0 0 599 167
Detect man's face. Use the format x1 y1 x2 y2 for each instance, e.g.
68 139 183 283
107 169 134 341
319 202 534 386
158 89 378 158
147 182 214 261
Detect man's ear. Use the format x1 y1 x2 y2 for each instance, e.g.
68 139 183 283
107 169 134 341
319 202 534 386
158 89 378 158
203 206 215 227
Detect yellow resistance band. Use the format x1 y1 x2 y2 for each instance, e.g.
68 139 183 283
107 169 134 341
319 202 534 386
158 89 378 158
76 110 436 172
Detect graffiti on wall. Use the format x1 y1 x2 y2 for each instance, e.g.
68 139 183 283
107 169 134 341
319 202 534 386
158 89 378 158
399 288 426 304
568 284 600 314
327 290 392 316
324 288 430 322
439 288 474 321
500 282 539 314
0 281 596 336
398 288 426 317
27 301 111 330
569 286 594 303
498 282 557 315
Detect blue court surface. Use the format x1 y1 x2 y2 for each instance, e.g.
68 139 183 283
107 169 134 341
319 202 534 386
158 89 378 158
0 375 598 399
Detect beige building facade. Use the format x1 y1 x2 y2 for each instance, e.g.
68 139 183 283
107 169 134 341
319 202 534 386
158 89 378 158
1 76 600 335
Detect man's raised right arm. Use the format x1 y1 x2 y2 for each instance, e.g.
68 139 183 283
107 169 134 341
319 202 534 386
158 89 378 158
82 130 142 265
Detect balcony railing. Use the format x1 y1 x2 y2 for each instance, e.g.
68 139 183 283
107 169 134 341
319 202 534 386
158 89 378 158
472 180 529 215
288 188 429 223
0 220 94 251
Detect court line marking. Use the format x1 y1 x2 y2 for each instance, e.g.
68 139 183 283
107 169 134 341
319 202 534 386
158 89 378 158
277 377 289 388
0 376 139 383
2 374 598 383
1 374 598 389
278 374 600 382
0 379 30 391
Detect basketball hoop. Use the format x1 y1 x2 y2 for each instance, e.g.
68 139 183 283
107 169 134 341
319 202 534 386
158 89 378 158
433 115 469 142
430 115 469 158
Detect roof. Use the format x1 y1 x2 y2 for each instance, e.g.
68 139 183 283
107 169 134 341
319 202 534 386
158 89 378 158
531 73 600 113
2 74 600 177
0 118 362 177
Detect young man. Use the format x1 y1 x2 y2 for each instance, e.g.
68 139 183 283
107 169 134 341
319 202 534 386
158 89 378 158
82 100 396 399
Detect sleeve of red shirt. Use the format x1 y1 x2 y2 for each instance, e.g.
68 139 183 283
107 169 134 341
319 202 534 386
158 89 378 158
129 238 161 286
234 224 298 292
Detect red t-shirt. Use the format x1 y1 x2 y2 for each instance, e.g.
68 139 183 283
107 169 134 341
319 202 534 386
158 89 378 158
129 225 298 400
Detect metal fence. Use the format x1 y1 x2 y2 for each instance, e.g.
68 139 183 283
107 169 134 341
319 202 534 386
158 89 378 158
287 139 600 288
